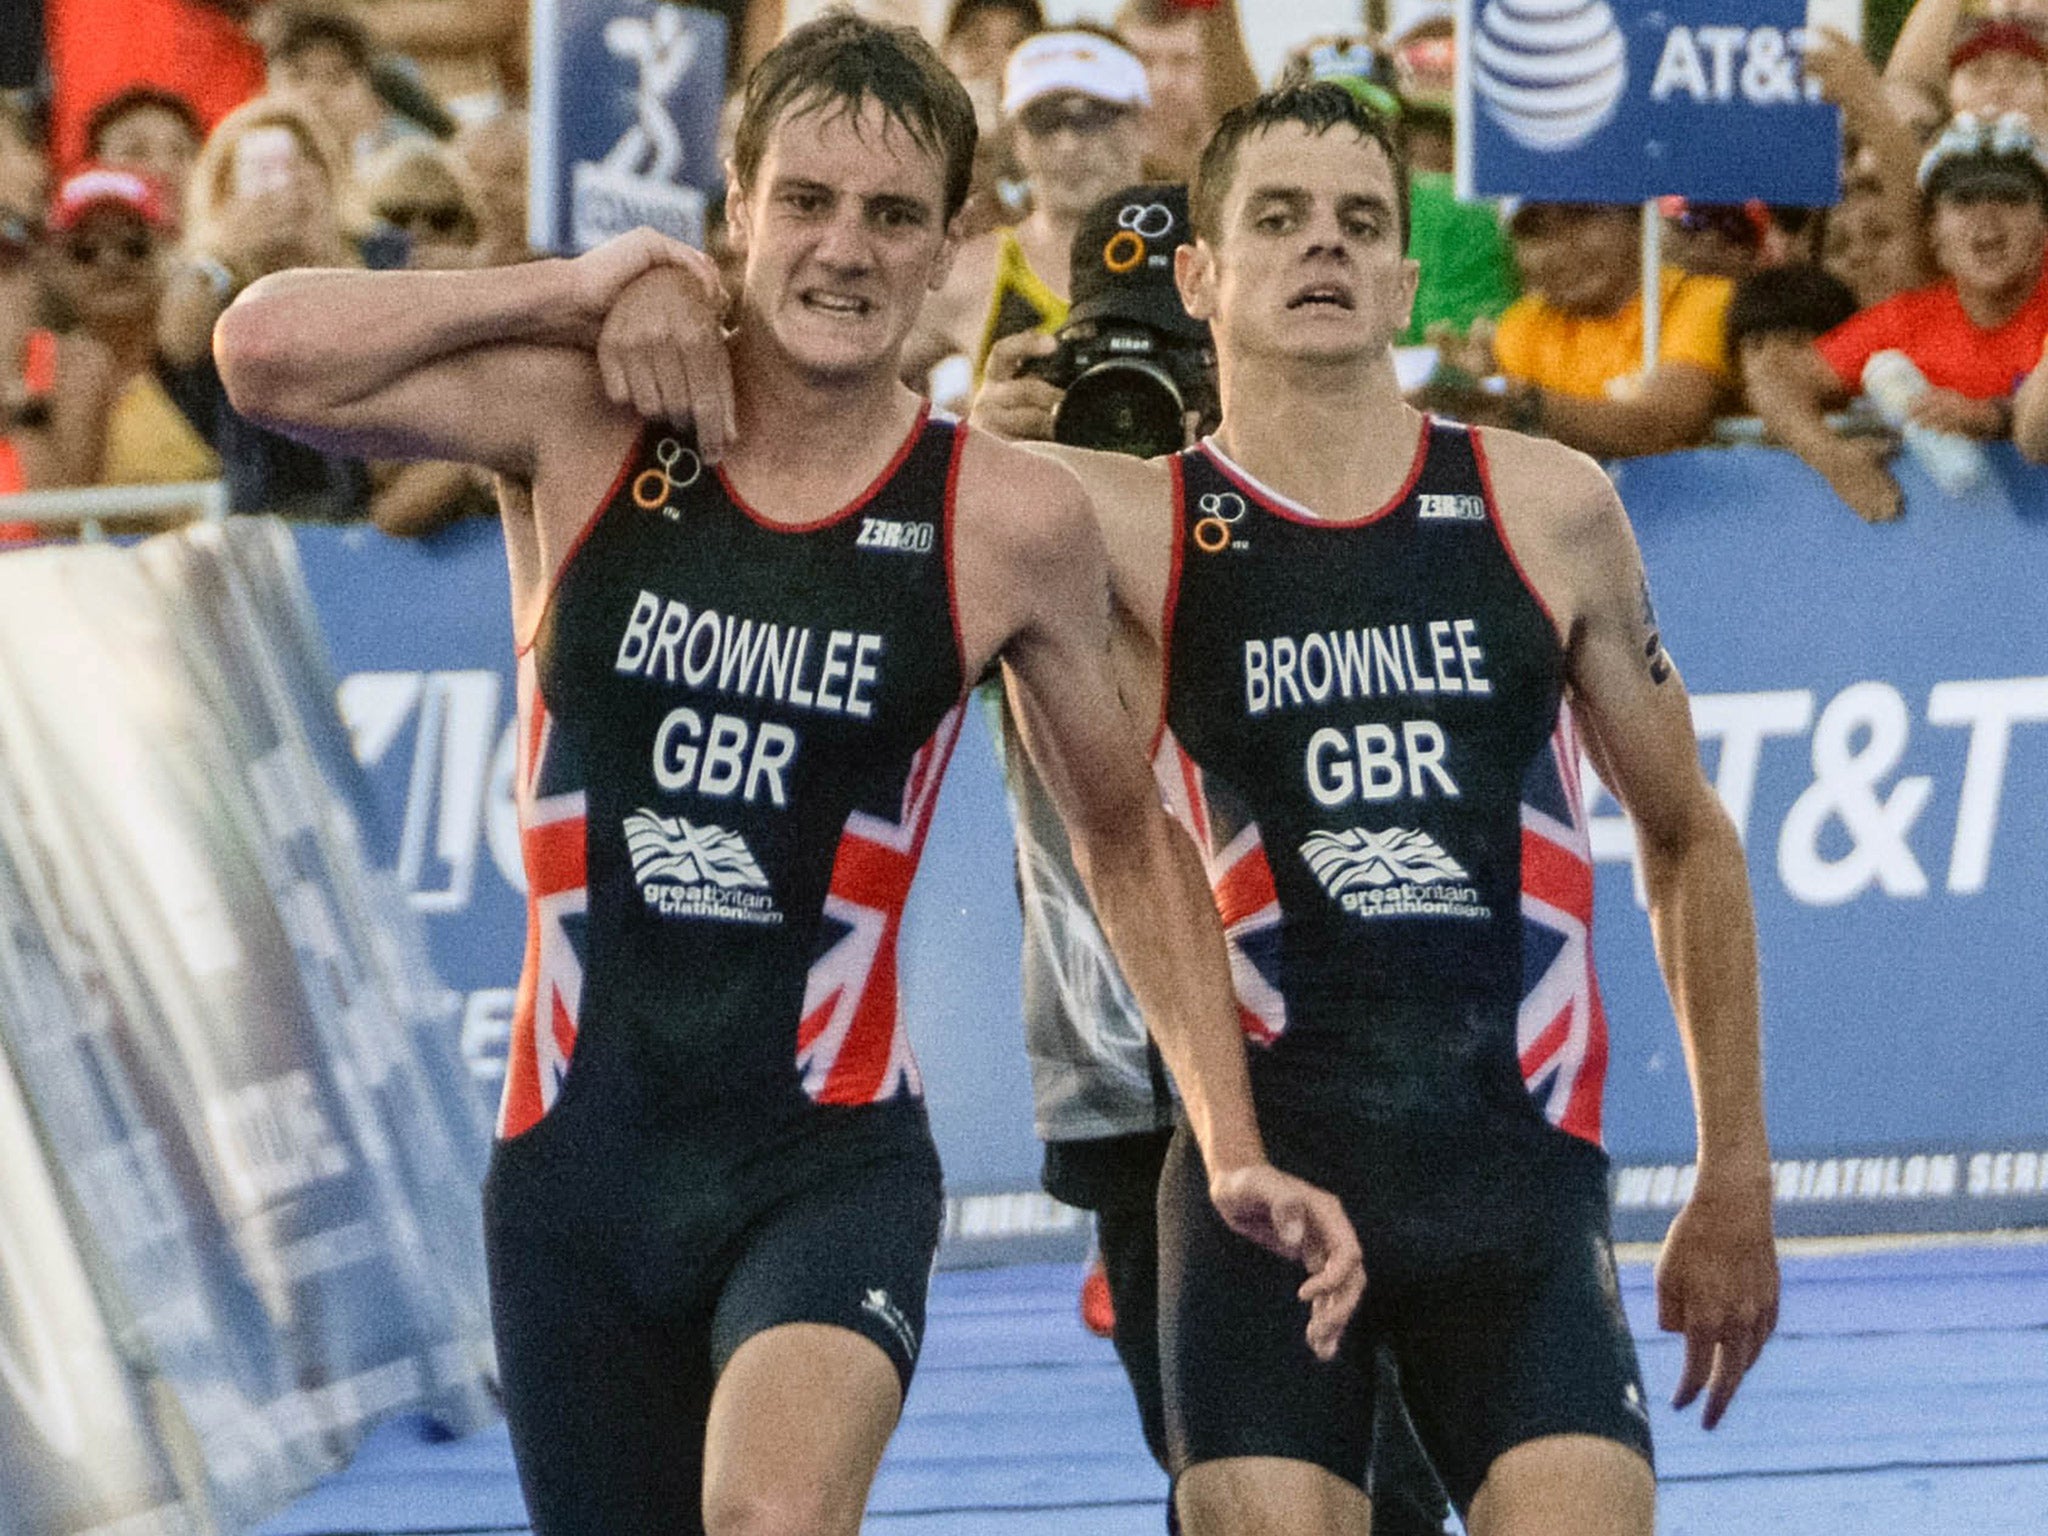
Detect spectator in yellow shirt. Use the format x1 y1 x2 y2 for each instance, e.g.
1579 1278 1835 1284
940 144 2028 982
1426 201 1736 458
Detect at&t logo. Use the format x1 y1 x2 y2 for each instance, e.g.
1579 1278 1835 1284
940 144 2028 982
1470 0 1628 152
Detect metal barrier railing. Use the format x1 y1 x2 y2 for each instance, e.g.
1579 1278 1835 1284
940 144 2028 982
0 480 228 540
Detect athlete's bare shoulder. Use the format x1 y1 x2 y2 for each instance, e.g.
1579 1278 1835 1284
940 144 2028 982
1472 424 1635 644
996 440 1177 631
950 429 1118 675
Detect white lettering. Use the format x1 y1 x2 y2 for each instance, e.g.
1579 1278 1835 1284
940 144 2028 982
815 630 855 714
1454 619 1490 695
1356 723 1404 801
1272 636 1303 709
653 707 703 790
746 722 798 807
1427 621 1462 694
1307 727 1354 807
698 714 749 797
1650 27 1710 102
615 590 660 673
848 635 884 719
1402 719 1459 798
1926 677 2048 895
1299 633 1334 702
682 609 722 687
649 598 689 682
1245 640 1270 715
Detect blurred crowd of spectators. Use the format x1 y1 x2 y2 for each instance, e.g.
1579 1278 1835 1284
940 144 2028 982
2 0 525 533
7 0 2048 532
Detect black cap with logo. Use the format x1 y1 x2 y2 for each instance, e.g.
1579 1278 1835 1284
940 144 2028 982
1065 182 1209 342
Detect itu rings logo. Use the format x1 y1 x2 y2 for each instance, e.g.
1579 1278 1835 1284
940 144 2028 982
1470 0 1628 152
1104 201 1178 273
1192 491 1247 554
634 437 702 521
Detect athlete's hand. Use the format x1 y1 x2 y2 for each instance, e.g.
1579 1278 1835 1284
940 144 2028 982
971 330 1063 442
1656 1170 1778 1430
568 228 723 346
596 264 735 460
1208 1163 1365 1361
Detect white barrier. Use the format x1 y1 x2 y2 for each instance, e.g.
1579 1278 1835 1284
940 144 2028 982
0 480 228 539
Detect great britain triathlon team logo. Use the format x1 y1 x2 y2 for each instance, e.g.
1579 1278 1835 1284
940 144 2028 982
625 809 782 925
1300 826 1491 921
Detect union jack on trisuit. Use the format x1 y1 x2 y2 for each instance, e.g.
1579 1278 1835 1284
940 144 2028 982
499 651 589 1140
1517 712 1608 1147
1153 733 1287 1044
799 702 966 1104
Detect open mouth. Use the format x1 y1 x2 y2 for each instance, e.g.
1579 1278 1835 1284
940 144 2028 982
1287 284 1355 311
801 291 874 317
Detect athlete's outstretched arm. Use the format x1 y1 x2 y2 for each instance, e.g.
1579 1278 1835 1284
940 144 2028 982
1500 433 1779 1431
957 443 1363 1360
216 229 722 473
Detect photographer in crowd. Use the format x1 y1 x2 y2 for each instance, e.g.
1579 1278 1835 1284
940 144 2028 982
906 27 1150 399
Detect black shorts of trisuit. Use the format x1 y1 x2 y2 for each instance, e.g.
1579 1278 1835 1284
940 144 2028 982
1158 1119 1652 1514
482 1062 943 1536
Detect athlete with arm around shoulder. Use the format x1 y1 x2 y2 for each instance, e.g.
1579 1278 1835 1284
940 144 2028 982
217 17 1360 1536
518 75 1777 1536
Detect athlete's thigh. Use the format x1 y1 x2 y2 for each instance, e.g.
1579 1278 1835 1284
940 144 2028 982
1177 1455 1371 1536
699 1132 944 1532
1466 1434 1654 1536
1157 1125 1375 1485
1389 1221 1652 1516
701 1323 902 1536
484 1149 711 1536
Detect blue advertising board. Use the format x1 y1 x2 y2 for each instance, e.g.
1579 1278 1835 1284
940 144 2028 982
1455 0 1845 205
529 0 728 253
296 443 2048 1248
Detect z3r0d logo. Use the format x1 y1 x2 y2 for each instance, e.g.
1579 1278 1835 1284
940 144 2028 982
626 809 783 925
1301 826 1491 920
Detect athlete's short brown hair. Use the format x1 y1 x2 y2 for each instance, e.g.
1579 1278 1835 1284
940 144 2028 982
1190 83 1410 252
732 11 979 222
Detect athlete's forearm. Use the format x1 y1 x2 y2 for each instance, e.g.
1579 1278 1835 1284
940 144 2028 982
217 260 600 424
1640 802 1771 1190
1071 804 1267 1177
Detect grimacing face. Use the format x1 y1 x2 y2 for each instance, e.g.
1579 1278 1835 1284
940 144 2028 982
726 97 960 383
1177 123 1417 368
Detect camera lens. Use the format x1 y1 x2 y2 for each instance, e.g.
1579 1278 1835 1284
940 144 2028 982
1052 360 1187 459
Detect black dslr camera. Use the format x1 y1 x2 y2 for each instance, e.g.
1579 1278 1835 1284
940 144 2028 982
1021 184 1217 460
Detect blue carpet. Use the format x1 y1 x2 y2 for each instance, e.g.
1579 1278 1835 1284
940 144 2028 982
255 1238 2048 1534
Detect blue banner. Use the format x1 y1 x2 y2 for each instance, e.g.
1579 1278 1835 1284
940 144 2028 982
1455 0 1844 205
529 0 728 253
298 444 2048 1246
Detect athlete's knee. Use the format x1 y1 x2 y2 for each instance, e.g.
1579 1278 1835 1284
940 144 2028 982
702 1479 859 1536
1467 1434 1653 1536
1177 1457 1371 1536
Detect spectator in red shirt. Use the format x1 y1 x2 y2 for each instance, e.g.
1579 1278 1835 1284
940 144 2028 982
46 0 266 171
1751 112 2048 522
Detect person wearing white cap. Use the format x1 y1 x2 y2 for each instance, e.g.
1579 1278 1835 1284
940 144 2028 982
903 27 1150 393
